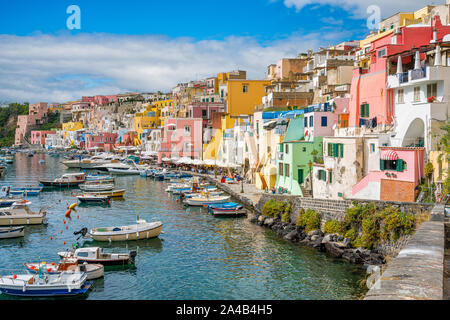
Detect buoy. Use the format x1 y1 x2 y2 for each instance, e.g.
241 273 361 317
59 199 61 202
13 274 17 279
69 203 77 210
65 209 71 217
63 241 66 245
63 219 66 224
76 215 79 219
51 262 55 266
65 226 68 230
50 236 53 240
60 230 63 234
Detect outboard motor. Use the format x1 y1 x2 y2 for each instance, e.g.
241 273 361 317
73 227 88 240
129 250 137 263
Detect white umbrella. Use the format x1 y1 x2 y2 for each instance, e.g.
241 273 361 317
203 159 216 166
414 51 421 70
396 56 403 74
162 157 171 162
191 159 204 166
435 45 442 66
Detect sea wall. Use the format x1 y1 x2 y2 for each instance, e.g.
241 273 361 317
364 205 445 300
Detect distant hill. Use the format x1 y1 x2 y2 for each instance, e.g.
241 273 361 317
0 103 29 147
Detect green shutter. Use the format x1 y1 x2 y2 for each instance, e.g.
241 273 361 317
328 171 332 183
396 159 404 172
360 104 364 117
380 159 385 171
279 144 283 152
339 144 344 158
333 144 338 157
365 104 369 118
328 143 332 156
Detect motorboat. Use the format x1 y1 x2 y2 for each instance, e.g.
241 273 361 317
206 202 247 217
39 173 86 187
24 259 104 280
107 166 140 175
0 271 92 297
62 154 119 169
86 174 114 183
0 226 24 239
77 194 111 204
84 189 125 198
88 218 163 242
79 182 115 192
184 195 231 206
0 202 47 226
0 198 26 208
8 184 43 196
182 191 223 199
93 162 130 172
58 247 137 266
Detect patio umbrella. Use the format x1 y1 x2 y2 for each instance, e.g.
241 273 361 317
396 56 403 74
191 159 204 166
414 51 421 70
435 45 442 66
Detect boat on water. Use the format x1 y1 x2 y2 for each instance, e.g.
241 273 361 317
182 191 223 199
0 271 92 297
58 247 137 266
107 167 140 175
8 184 43 196
184 195 231 206
0 226 24 239
24 259 104 280
88 218 163 242
79 182 114 192
39 173 86 187
206 202 247 217
86 174 114 183
77 194 111 204
0 202 47 226
84 189 125 198
62 154 119 169
0 198 27 208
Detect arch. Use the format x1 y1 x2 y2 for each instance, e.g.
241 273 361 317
401 118 425 147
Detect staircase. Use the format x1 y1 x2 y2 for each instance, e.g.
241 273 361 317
300 185 313 198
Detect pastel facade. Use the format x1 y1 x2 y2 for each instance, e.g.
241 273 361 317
85 132 118 152
30 130 56 146
15 102 49 145
226 80 271 116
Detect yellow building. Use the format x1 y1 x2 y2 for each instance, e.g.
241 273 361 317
62 121 83 132
134 106 161 145
226 80 270 116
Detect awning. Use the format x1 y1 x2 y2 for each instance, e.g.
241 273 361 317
381 149 399 160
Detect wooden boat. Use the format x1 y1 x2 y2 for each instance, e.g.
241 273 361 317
0 198 26 208
86 174 114 183
0 203 47 226
39 173 86 187
88 219 163 242
0 226 24 239
84 189 125 198
57 247 137 265
0 272 91 297
184 195 231 206
24 259 104 280
9 184 43 196
206 202 247 217
79 183 114 192
77 194 111 204
182 191 223 199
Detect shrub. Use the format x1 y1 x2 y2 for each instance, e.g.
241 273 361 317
262 199 290 218
262 199 277 217
345 228 358 243
359 216 379 249
296 208 305 226
379 206 415 242
323 220 341 234
297 209 321 232
281 202 292 223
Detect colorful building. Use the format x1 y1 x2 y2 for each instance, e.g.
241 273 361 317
226 80 271 116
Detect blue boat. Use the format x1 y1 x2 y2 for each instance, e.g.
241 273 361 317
8 184 43 197
207 202 247 217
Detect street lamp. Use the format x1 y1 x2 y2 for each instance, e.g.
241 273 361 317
241 164 244 193
308 160 313 195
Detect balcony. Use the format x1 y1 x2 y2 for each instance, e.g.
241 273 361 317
387 66 449 88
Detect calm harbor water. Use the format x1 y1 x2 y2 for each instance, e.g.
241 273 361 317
0 153 366 300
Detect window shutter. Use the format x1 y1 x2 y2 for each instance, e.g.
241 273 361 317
380 159 385 171
360 104 364 117
333 144 338 157
328 143 332 156
328 171 332 183
396 159 404 172
365 104 369 118
280 144 283 153
339 144 344 158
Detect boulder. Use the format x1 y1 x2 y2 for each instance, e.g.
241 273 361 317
264 218 275 226
322 234 332 244
324 242 344 258
342 238 351 248
257 215 266 223
283 230 298 241
248 214 258 224
311 235 319 241
308 229 321 236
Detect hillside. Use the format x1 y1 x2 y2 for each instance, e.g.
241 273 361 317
0 103 29 147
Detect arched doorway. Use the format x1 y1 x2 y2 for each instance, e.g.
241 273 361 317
402 118 425 148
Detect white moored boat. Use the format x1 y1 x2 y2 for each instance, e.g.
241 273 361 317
107 166 140 175
24 259 104 280
88 218 163 242
79 183 115 192
0 202 47 226
184 195 231 206
0 226 24 239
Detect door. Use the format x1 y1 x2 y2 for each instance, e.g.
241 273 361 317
297 169 304 184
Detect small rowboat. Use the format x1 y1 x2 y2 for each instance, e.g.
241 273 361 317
84 189 125 198
79 183 115 192
77 194 110 204
0 226 24 239
24 259 104 280
0 272 92 297
184 195 231 207
206 202 247 217
9 185 43 196
58 247 137 266
182 191 223 199
88 219 163 242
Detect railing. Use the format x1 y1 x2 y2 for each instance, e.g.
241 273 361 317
410 67 427 81
399 71 409 84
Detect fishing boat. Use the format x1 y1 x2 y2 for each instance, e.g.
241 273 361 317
84 189 125 198
86 174 114 183
24 259 104 280
77 194 111 204
0 226 24 239
184 195 231 207
39 173 86 187
57 247 137 266
88 218 163 242
62 154 118 169
206 202 247 217
79 182 115 192
0 271 92 297
8 184 43 196
0 202 47 226
182 191 223 199
0 198 27 208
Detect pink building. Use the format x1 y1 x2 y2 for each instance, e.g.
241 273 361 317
352 147 425 202
82 95 118 106
187 102 224 129
15 102 49 145
85 132 118 152
30 130 56 146
158 118 203 163
349 16 450 128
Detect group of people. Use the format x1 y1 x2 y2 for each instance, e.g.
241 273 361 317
220 174 242 184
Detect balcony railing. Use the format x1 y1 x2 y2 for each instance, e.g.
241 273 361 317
399 72 409 84
410 67 427 81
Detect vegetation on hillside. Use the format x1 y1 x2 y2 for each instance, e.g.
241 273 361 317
0 103 29 147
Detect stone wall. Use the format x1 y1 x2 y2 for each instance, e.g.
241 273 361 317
364 205 445 300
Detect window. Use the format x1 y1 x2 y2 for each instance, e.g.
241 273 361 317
318 170 327 181
427 83 437 99
279 144 284 153
302 147 306 152
309 116 313 127
328 170 333 184
321 116 327 127
279 163 284 176
284 164 290 177
414 86 421 102
285 144 289 154
398 89 404 104
184 126 191 134
77 252 89 257
202 110 207 118
328 143 344 158
304 116 308 128
378 49 386 58
360 103 369 117
243 85 249 93
370 143 376 153
380 159 405 172
256 121 259 136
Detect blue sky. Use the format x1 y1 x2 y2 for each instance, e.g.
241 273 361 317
0 0 434 103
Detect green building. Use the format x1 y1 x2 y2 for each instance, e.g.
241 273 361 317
275 117 323 196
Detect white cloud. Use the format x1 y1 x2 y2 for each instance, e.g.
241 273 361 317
283 0 435 18
0 31 348 103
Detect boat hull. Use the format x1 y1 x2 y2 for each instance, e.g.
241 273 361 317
0 216 46 226
0 282 92 297
90 224 163 242
0 226 24 238
85 189 125 198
